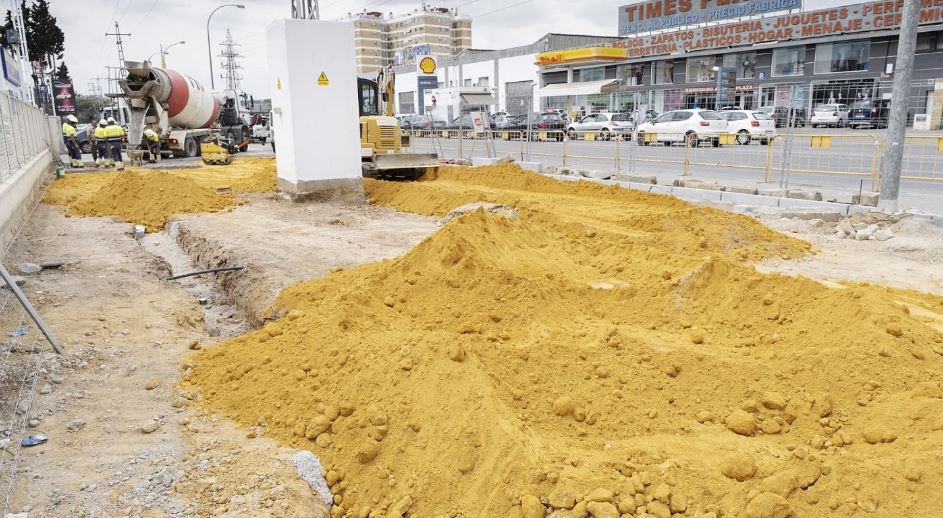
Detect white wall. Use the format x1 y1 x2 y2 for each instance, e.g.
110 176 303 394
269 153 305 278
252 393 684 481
498 54 540 113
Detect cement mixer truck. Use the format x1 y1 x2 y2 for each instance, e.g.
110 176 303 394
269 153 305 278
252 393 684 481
112 61 250 160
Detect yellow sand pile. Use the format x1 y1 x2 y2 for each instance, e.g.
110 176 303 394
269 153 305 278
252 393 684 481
44 157 276 205
66 171 235 232
186 165 943 518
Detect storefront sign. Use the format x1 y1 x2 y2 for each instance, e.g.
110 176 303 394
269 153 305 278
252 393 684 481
684 84 754 93
619 0 803 36
536 47 628 66
612 1 943 59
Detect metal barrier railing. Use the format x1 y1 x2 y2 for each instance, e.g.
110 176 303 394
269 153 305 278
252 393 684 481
0 92 55 184
900 136 943 183
403 127 941 187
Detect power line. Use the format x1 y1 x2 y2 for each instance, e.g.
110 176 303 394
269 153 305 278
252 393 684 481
469 0 534 19
130 0 162 34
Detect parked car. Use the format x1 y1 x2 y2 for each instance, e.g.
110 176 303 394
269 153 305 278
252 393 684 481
505 112 566 140
566 112 634 140
75 123 92 154
405 115 447 131
718 110 776 145
635 109 728 147
449 114 474 131
848 99 891 128
757 106 807 128
491 113 513 130
810 104 849 128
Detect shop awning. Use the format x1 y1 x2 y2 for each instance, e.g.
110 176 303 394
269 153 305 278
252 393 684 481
461 93 496 106
538 79 620 98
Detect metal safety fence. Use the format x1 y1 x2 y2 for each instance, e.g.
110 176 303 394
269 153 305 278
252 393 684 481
0 91 57 184
403 127 943 189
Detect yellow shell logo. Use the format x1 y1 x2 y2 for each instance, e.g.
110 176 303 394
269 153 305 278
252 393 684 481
419 56 436 75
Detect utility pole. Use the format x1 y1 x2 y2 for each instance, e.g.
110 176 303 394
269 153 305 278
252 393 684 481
878 0 920 213
105 21 131 71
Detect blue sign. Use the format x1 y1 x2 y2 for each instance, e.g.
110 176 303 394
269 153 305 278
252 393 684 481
1 47 21 87
619 0 802 36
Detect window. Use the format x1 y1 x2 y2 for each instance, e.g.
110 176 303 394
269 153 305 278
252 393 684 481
673 111 694 121
618 64 646 86
723 52 756 79
699 111 721 120
654 60 674 84
686 56 718 82
814 41 870 74
575 67 605 82
463 78 472 86
916 33 938 52
772 47 806 77
653 113 674 124
398 91 415 114
477 76 489 87
754 112 771 120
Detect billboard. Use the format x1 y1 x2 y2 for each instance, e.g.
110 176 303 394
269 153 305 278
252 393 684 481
52 79 76 114
395 44 432 66
1 47 20 87
619 0 802 36
612 2 943 58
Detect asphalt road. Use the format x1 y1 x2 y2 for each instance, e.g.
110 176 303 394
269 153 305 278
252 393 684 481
409 128 943 213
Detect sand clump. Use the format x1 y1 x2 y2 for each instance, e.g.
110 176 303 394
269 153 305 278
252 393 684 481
186 165 943 517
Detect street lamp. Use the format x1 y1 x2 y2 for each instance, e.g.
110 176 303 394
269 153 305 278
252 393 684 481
207 4 245 89
159 41 186 68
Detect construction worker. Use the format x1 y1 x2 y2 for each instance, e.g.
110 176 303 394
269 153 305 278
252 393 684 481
105 117 126 170
87 118 99 165
143 128 161 163
61 114 83 168
95 120 109 167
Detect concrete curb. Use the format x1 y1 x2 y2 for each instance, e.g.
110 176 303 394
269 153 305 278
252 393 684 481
545 173 940 219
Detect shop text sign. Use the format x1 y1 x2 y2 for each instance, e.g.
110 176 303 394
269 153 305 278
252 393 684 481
613 0 943 58
619 0 802 36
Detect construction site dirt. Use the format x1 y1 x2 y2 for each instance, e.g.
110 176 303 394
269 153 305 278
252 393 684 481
2 158 942 518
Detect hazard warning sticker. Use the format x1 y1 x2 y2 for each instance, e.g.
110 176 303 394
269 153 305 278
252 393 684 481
317 72 329 86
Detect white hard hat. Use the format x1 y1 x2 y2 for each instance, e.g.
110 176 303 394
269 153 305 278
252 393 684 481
99 119 107 126
107 117 116 123
66 114 78 123
144 128 156 137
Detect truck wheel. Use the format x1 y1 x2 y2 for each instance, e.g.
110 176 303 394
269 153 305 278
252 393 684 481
185 137 199 157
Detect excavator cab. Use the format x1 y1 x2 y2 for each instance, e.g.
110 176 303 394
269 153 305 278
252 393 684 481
358 76 438 181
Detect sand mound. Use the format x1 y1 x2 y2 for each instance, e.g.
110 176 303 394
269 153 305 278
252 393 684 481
68 171 235 232
186 165 943 517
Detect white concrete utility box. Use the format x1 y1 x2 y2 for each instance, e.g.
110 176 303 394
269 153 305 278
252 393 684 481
267 19 362 197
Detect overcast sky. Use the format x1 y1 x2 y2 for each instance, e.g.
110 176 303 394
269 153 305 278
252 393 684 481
41 0 853 99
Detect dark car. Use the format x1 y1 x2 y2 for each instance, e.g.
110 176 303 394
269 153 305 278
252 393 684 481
449 114 475 130
405 115 447 131
848 99 891 128
758 106 807 128
506 112 566 133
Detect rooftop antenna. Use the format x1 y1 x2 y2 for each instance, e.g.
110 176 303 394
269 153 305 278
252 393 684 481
291 0 319 19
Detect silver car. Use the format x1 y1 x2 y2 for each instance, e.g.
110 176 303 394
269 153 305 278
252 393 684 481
566 113 634 140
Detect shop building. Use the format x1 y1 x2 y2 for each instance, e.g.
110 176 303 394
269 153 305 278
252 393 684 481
536 1 943 126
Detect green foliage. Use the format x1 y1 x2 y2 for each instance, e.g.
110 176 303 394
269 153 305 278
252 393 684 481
55 61 69 80
74 94 107 124
26 0 63 66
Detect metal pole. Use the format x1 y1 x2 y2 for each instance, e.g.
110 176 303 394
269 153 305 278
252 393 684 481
207 5 246 89
0 263 64 354
878 0 920 212
160 43 166 68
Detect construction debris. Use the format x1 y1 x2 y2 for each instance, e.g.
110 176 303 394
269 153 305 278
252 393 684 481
183 165 943 517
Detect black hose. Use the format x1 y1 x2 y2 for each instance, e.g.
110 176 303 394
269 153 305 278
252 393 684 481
166 266 244 281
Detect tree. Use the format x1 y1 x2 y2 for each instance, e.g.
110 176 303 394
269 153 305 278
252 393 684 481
0 10 13 49
74 94 107 124
55 61 69 81
25 0 63 66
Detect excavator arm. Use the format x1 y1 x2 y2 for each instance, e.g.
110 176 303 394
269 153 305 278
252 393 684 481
377 66 396 118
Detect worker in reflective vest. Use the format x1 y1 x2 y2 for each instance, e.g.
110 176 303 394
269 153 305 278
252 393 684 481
104 118 126 170
94 120 109 166
143 128 161 163
61 114 83 168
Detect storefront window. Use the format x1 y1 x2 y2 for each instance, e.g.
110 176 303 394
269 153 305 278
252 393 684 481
685 56 717 83
814 41 870 74
654 60 674 85
575 67 605 82
618 64 646 86
722 52 756 79
772 47 806 77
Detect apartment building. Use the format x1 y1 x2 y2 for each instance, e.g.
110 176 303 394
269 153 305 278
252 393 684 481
347 5 472 74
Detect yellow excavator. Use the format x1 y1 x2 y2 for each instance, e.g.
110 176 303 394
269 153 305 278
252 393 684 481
358 66 438 181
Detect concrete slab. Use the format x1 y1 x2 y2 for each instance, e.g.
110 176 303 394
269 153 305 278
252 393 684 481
720 191 780 207
780 209 844 222
670 186 724 203
471 157 499 167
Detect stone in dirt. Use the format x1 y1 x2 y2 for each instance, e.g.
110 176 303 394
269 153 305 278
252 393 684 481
140 421 160 434
17 262 42 275
66 418 86 432
548 488 576 509
143 376 159 390
585 501 619 518
291 451 334 506
586 487 614 502
441 203 517 224
744 492 793 518
553 396 575 416
873 228 894 241
521 495 544 518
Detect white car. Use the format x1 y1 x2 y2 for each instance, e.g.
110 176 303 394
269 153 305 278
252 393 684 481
718 110 776 145
810 104 849 128
636 109 728 147
566 113 634 140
